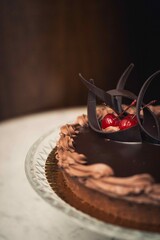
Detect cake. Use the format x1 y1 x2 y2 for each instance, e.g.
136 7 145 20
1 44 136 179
48 64 160 232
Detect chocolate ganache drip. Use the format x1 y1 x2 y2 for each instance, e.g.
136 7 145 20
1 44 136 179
79 64 160 144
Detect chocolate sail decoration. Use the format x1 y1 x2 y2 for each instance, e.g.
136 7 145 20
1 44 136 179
136 70 160 144
79 64 160 144
87 79 142 142
114 63 135 113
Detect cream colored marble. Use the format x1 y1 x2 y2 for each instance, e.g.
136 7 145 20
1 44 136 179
0 107 104 240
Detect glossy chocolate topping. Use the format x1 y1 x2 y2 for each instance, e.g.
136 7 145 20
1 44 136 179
74 127 160 183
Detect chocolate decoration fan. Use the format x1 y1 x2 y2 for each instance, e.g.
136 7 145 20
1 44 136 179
79 64 160 144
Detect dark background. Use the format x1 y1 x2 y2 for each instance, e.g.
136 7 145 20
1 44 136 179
0 0 160 121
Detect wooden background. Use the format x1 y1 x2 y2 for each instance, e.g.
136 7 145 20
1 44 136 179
1 1 160 121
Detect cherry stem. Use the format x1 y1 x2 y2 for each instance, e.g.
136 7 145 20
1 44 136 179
141 99 157 109
118 99 137 118
131 99 158 119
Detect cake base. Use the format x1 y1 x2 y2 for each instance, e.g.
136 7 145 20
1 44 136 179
45 149 160 233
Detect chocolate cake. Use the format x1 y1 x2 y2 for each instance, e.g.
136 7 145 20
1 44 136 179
52 64 160 232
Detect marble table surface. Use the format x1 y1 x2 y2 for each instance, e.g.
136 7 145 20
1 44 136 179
1 107 160 240
0 107 106 240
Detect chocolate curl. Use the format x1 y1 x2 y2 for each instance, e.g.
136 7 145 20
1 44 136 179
80 65 160 145
79 73 113 107
80 73 141 142
115 63 135 113
136 70 160 144
87 80 142 142
87 79 101 131
79 72 137 112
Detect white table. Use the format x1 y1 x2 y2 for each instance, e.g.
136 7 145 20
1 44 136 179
0 107 106 240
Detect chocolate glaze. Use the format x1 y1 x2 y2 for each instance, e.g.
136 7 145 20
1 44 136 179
74 127 160 183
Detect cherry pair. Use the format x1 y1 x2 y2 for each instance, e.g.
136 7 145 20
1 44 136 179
101 99 157 130
101 113 138 130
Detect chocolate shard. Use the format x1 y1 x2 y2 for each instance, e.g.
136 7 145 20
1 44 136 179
87 86 142 142
79 73 113 107
136 70 160 144
115 63 135 113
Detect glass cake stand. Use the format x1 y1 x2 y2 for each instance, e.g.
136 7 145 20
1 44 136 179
25 127 160 240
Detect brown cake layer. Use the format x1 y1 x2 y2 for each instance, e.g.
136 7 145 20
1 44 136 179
45 150 160 232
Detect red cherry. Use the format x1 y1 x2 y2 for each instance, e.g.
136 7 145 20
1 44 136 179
119 114 138 130
101 113 120 129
